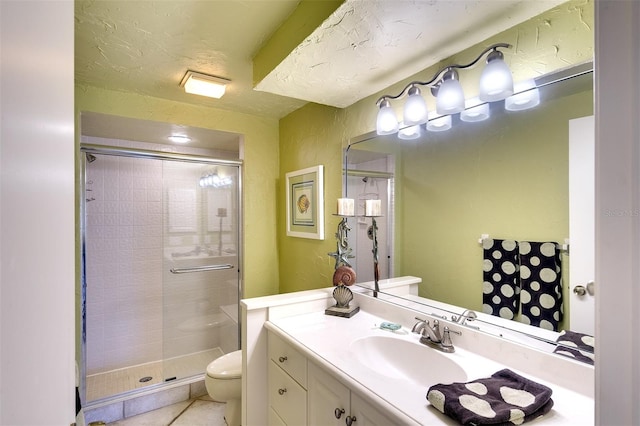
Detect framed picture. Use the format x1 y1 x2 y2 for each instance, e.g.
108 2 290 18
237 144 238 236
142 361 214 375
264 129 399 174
286 165 324 240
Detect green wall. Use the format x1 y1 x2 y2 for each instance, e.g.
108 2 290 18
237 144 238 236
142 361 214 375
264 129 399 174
277 103 347 292
74 0 594 302
75 85 281 299
399 88 593 328
276 0 594 298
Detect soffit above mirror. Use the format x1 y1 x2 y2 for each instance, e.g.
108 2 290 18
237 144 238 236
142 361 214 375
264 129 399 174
254 0 567 108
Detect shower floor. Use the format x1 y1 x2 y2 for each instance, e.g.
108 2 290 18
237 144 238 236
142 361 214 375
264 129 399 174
86 347 223 402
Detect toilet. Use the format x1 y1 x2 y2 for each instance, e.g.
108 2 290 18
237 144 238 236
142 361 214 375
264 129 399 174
205 350 242 426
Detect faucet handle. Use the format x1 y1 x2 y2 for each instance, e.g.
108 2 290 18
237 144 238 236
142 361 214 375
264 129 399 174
411 317 427 334
441 326 462 351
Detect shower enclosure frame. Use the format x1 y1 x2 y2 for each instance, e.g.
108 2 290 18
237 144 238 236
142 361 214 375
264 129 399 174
79 143 244 407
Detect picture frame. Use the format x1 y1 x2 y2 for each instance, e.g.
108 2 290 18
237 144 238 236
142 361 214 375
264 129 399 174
286 165 324 240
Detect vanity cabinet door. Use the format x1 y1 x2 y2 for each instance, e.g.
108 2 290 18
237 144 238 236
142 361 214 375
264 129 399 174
349 392 396 426
269 407 287 426
308 362 350 425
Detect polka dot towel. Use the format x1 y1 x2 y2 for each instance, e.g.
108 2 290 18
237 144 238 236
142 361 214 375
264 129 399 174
427 369 554 425
482 239 563 331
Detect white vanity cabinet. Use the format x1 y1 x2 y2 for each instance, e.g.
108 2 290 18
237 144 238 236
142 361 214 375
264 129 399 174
268 332 308 425
268 331 397 426
308 362 396 426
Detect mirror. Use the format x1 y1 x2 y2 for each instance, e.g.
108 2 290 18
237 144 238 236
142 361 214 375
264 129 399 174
344 63 595 361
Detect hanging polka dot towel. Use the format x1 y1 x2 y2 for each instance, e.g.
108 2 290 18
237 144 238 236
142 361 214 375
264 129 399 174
519 242 563 331
482 239 520 320
427 369 554 425
482 239 563 331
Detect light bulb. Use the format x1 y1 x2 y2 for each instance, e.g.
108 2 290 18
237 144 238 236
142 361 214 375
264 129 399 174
376 99 399 135
436 69 465 115
403 86 428 126
479 50 514 102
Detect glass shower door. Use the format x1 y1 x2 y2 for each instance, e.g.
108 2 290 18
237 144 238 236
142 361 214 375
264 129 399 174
162 161 240 382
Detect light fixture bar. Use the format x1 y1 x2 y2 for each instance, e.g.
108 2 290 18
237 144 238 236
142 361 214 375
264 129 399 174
180 70 230 99
374 43 511 106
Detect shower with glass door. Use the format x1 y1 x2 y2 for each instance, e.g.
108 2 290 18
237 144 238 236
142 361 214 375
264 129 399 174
80 144 242 404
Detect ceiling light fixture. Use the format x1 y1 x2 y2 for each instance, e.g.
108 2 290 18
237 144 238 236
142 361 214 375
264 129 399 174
375 43 514 137
180 70 230 99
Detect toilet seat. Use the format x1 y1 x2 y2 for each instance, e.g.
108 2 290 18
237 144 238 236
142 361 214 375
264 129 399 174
206 350 242 379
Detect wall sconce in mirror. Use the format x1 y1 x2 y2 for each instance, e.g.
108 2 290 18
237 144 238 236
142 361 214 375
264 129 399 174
375 43 543 137
180 70 231 99
505 79 541 111
199 169 233 188
168 135 192 144
460 97 491 122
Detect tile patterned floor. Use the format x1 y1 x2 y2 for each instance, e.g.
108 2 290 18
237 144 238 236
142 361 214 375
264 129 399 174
106 395 227 426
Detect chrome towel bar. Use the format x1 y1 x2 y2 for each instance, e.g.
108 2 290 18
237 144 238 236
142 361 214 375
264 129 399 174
170 264 234 274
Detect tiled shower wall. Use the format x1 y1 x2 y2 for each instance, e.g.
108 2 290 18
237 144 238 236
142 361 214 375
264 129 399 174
83 136 239 376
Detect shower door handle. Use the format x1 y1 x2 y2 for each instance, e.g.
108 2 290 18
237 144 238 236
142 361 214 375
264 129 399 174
169 264 234 274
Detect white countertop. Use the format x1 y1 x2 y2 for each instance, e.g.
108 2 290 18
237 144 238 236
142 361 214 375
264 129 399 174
266 309 593 426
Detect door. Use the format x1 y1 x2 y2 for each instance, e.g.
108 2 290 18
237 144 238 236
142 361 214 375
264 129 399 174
163 161 241 380
569 115 595 335
308 362 350 425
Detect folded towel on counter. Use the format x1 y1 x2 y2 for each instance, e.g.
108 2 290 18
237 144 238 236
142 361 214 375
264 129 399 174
427 369 554 425
553 330 595 365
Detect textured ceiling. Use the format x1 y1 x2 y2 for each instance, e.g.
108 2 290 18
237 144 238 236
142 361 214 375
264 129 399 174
256 0 565 108
75 0 566 146
75 0 306 119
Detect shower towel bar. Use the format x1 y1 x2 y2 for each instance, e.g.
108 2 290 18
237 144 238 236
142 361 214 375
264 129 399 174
170 264 234 274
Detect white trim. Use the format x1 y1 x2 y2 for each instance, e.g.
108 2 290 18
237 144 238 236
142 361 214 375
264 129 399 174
594 0 640 423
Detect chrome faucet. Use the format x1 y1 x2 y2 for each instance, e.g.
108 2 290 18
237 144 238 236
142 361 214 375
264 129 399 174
412 317 461 353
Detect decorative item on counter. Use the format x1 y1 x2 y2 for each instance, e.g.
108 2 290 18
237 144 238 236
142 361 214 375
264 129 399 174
327 217 354 269
364 199 382 216
325 265 360 318
369 216 380 297
337 198 355 216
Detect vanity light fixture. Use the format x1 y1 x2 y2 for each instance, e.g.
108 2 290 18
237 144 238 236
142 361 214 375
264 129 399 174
460 97 490 122
505 79 540 111
375 43 514 136
376 99 400 135
180 70 230 99
398 123 421 140
426 113 452 132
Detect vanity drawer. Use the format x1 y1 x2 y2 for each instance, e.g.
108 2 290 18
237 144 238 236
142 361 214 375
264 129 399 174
269 360 307 425
269 332 307 387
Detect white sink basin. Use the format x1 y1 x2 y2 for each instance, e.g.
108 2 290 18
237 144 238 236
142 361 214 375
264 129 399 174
349 335 467 386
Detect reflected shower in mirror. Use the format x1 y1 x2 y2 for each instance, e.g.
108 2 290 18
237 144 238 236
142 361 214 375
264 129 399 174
344 63 594 360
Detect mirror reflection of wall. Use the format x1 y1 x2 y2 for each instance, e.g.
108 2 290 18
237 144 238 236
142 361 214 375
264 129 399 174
346 66 594 337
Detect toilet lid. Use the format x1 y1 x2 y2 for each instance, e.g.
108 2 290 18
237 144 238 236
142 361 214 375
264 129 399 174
206 350 242 379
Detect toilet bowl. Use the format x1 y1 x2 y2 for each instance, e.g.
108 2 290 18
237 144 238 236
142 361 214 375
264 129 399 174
205 350 242 426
